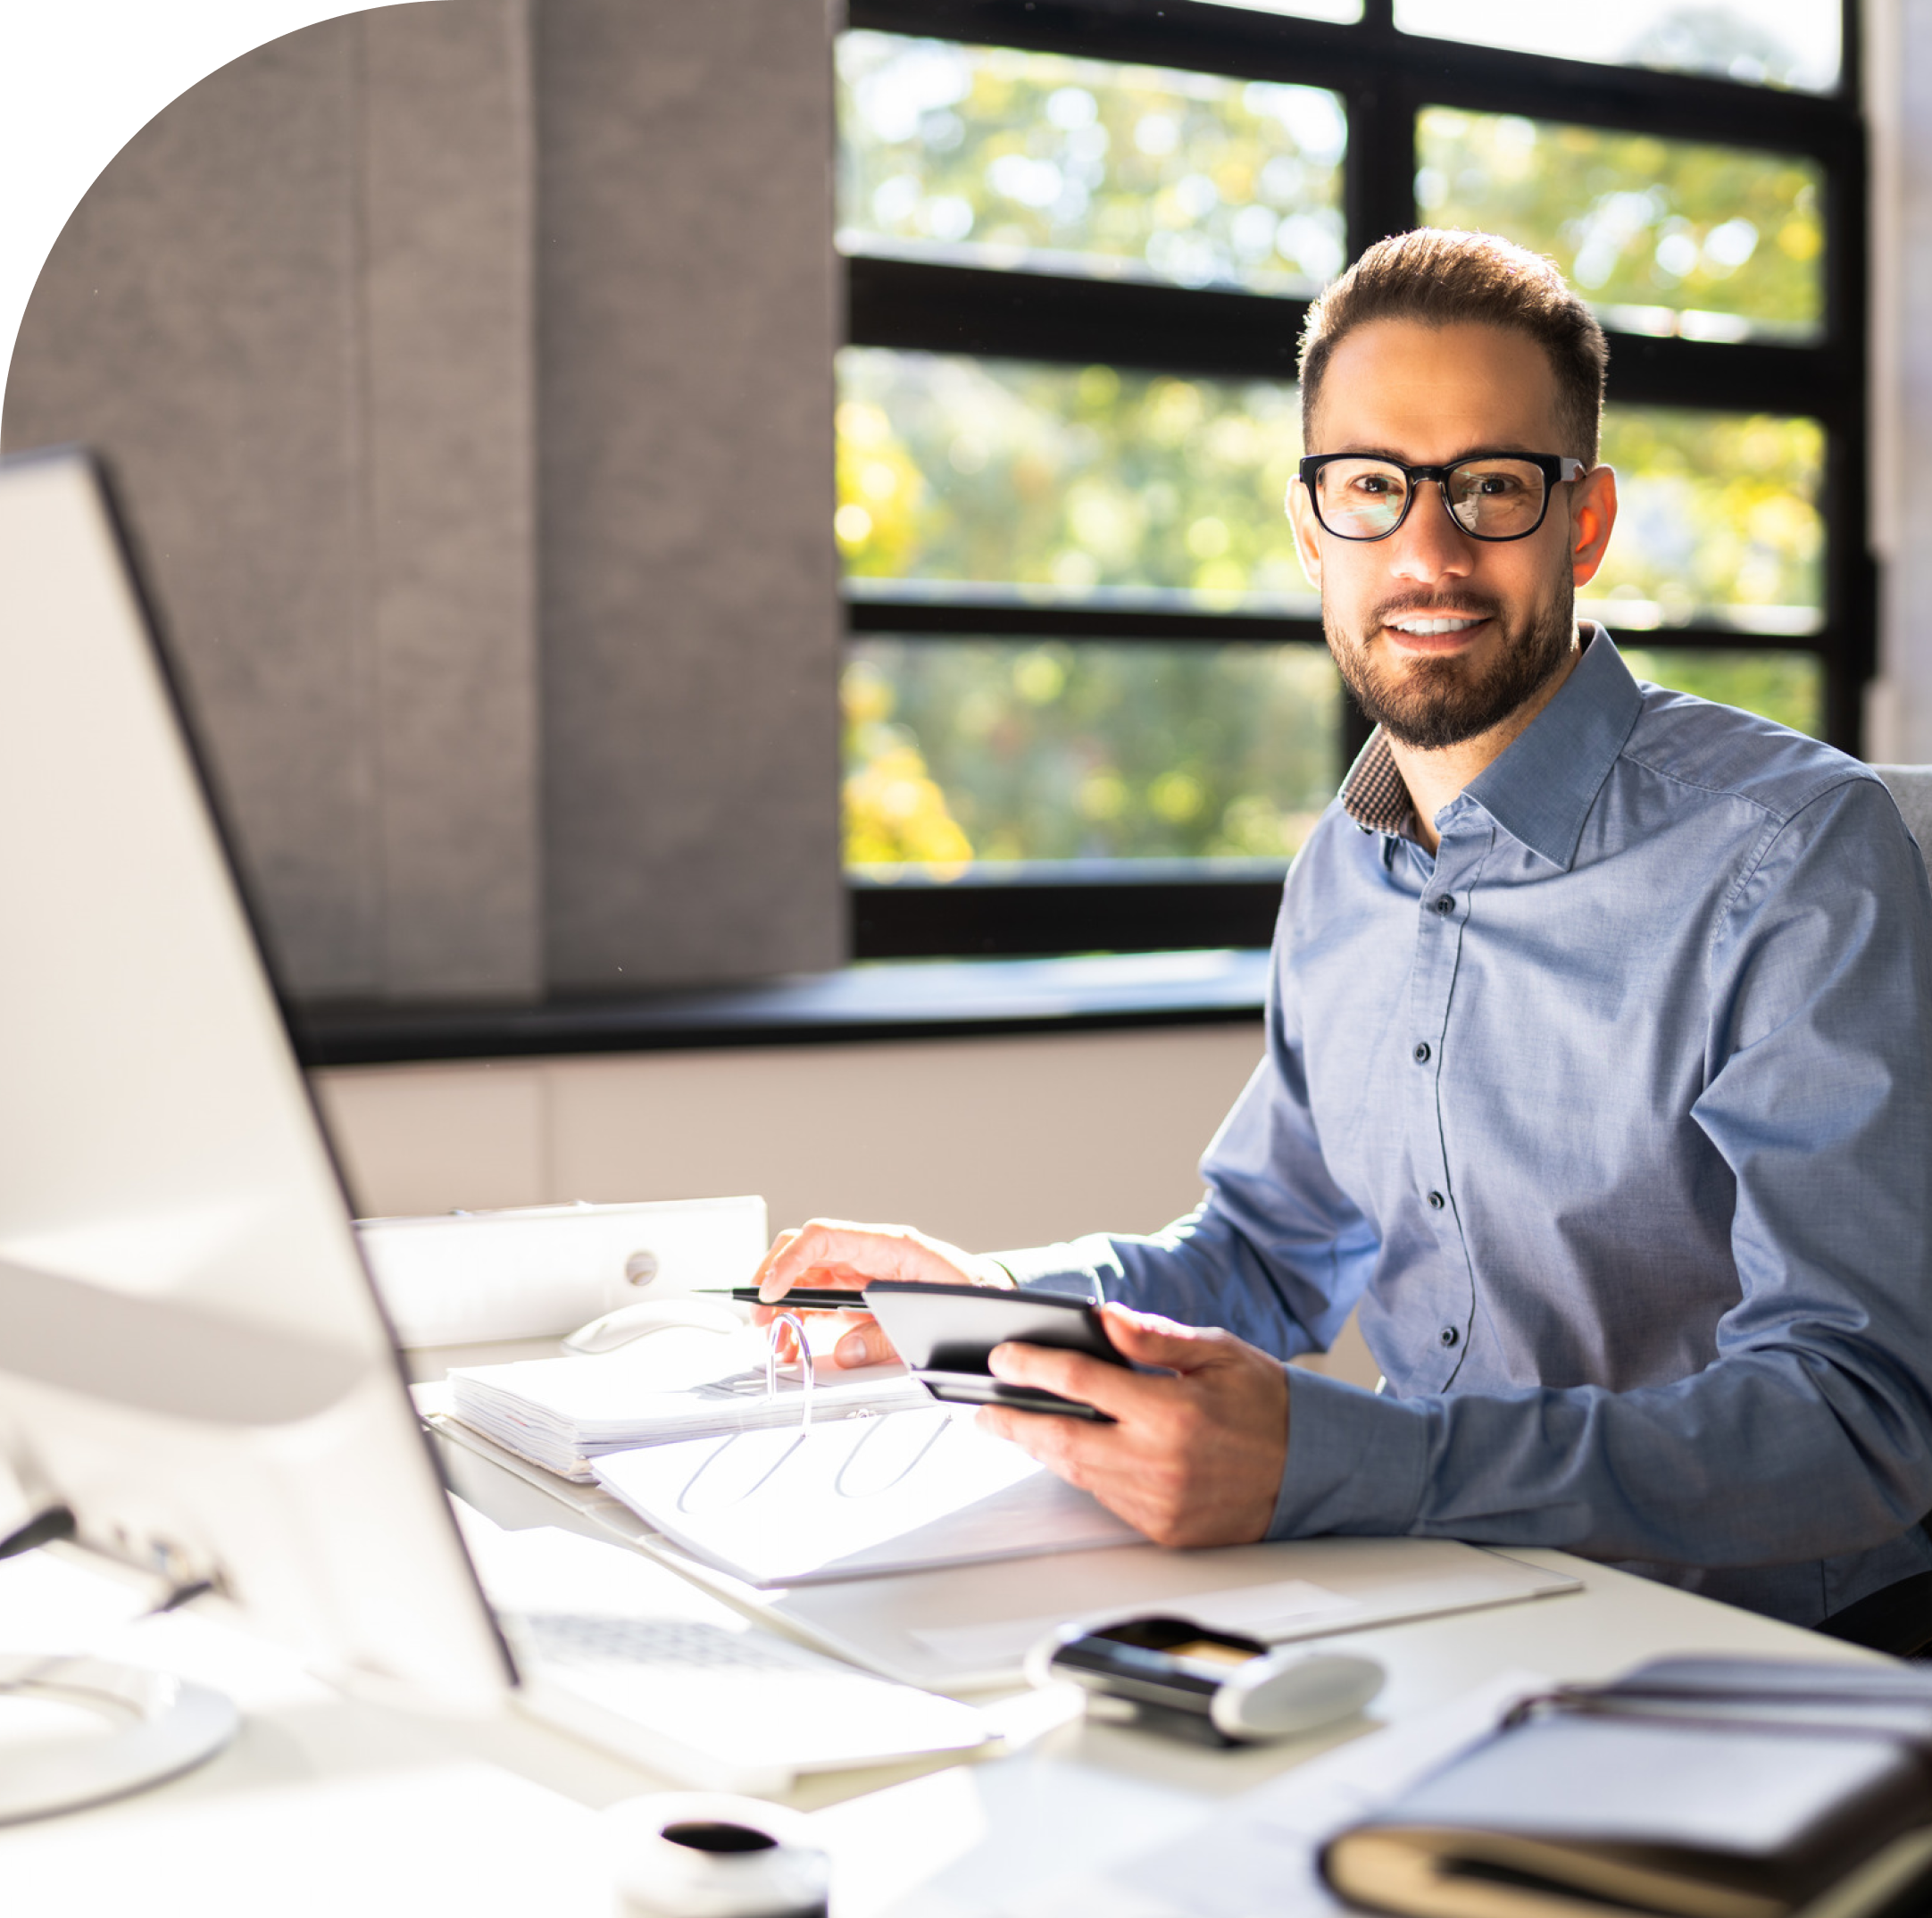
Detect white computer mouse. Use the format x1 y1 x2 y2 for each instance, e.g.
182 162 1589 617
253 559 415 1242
1208 1647 1386 1741
563 1297 745 1355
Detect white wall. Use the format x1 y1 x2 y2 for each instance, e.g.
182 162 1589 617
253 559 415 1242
312 1022 1382 1386
1865 0 1932 760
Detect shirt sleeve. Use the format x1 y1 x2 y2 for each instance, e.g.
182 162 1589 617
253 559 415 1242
1272 775 1932 1568
995 881 1382 1363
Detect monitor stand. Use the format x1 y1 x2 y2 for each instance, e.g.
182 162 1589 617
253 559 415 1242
0 1653 237 1822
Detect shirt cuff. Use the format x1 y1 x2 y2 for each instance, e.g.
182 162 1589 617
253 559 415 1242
986 1240 1111 1299
1270 1367 1432 1539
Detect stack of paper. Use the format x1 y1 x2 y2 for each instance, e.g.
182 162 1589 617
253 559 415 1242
593 1405 1141 1584
446 1334 929 1480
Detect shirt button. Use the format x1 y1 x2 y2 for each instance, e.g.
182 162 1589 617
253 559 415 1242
1427 1190 1445 1210
1413 1042 1431 1064
1439 1325 1460 1348
1433 895 1454 915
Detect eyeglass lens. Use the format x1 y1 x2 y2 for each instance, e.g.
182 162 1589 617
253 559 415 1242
1314 457 1550 540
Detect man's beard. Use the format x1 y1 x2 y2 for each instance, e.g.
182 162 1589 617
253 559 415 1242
1328 580 1576 753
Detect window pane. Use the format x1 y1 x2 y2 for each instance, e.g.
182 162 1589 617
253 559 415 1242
844 640 1339 873
1394 0 1839 94
1195 0 1362 18
837 348 1312 613
1586 409 1824 633
1618 649 1821 736
1416 110 1823 344
837 31 1346 295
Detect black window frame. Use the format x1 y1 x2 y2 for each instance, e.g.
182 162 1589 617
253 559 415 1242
842 0 1870 961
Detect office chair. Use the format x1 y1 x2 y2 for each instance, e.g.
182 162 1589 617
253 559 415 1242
1808 768 1932 1659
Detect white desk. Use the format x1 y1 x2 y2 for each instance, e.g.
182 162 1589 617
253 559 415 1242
0 1480 1884 1918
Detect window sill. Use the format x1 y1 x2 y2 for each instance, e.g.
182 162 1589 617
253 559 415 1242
291 949 1270 1069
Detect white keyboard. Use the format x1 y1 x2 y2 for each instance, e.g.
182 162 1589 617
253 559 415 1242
506 1606 991 1793
523 1612 842 1673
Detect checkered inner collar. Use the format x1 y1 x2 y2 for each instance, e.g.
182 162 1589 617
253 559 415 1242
1341 729 1417 838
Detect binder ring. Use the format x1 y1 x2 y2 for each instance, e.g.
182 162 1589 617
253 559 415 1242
764 1310 814 1430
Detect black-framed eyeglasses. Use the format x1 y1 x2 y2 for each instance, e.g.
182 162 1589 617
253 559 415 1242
1294 453 1588 543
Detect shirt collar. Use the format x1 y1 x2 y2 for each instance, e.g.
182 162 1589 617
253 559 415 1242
1338 626 1645 870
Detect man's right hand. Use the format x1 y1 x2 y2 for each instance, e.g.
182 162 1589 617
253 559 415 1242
750 1219 1014 1368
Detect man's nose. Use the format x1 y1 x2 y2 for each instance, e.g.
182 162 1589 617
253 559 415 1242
1387 482 1476 585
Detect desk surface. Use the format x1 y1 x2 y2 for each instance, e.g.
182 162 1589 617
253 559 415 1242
0 1497 1883 1917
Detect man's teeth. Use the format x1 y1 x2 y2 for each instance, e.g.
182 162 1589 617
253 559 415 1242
1389 616 1483 635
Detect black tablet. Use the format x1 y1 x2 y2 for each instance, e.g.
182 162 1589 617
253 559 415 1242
862 1281 1127 1422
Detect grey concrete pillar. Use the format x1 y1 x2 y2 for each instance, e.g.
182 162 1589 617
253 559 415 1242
361 1 543 997
536 0 845 990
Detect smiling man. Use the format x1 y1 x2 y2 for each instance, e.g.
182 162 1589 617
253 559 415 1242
759 229 1932 1639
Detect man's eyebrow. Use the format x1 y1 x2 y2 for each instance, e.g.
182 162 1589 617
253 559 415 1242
1318 443 1542 464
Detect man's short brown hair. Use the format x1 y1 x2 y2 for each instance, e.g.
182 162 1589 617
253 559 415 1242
1297 229 1609 465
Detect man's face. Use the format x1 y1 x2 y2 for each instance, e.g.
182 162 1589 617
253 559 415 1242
1287 319 1617 753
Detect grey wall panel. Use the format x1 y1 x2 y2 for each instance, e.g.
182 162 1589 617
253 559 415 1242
537 0 844 990
361 0 543 997
3 21 381 997
5 0 840 1002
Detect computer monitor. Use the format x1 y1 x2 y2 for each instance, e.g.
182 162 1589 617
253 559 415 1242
0 448 512 1724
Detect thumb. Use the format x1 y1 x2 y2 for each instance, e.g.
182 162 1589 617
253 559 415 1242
1099 1301 1226 1372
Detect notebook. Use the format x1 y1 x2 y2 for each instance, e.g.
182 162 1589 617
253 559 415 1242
592 1405 1140 1585
445 1330 929 1480
1320 1658 1932 1918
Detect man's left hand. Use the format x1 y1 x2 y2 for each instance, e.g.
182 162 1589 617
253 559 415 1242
978 1304 1289 1548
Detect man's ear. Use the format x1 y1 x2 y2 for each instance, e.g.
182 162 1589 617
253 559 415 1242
1286 476 1324 588
1570 463 1617 588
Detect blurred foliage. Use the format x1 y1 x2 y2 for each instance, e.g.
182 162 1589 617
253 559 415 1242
844 641 1339 869
837 348 1311 608
837 351 1822 627
1394 2 1838 95
832 25 1837 877
1418 109 1823 342
1619 649 1821 736
837 31 1345 295
1588 410 1823 626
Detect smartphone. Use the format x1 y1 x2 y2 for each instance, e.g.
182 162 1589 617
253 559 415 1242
861 1281 1126 1421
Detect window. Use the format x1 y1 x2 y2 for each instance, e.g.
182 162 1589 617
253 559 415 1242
840 3 1867 957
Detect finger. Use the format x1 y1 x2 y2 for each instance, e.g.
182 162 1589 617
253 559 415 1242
975 1405 1019 1447
972 1410 1172 1535
987 1340 1174 1422
749 1227 803 1296
831 1320 898 1368
973 1403 1112 1482
1097 1302 1235 1375
756 1221 951 1303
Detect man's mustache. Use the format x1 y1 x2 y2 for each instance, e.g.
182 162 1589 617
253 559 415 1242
1369 594 1506 630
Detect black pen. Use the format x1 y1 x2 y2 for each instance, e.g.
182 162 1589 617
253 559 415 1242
705 1286 870 1311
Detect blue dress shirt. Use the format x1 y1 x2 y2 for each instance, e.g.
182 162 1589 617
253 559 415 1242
1002 630 1932 1625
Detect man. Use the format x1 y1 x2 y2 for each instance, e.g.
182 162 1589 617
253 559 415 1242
759 229 1932 1632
